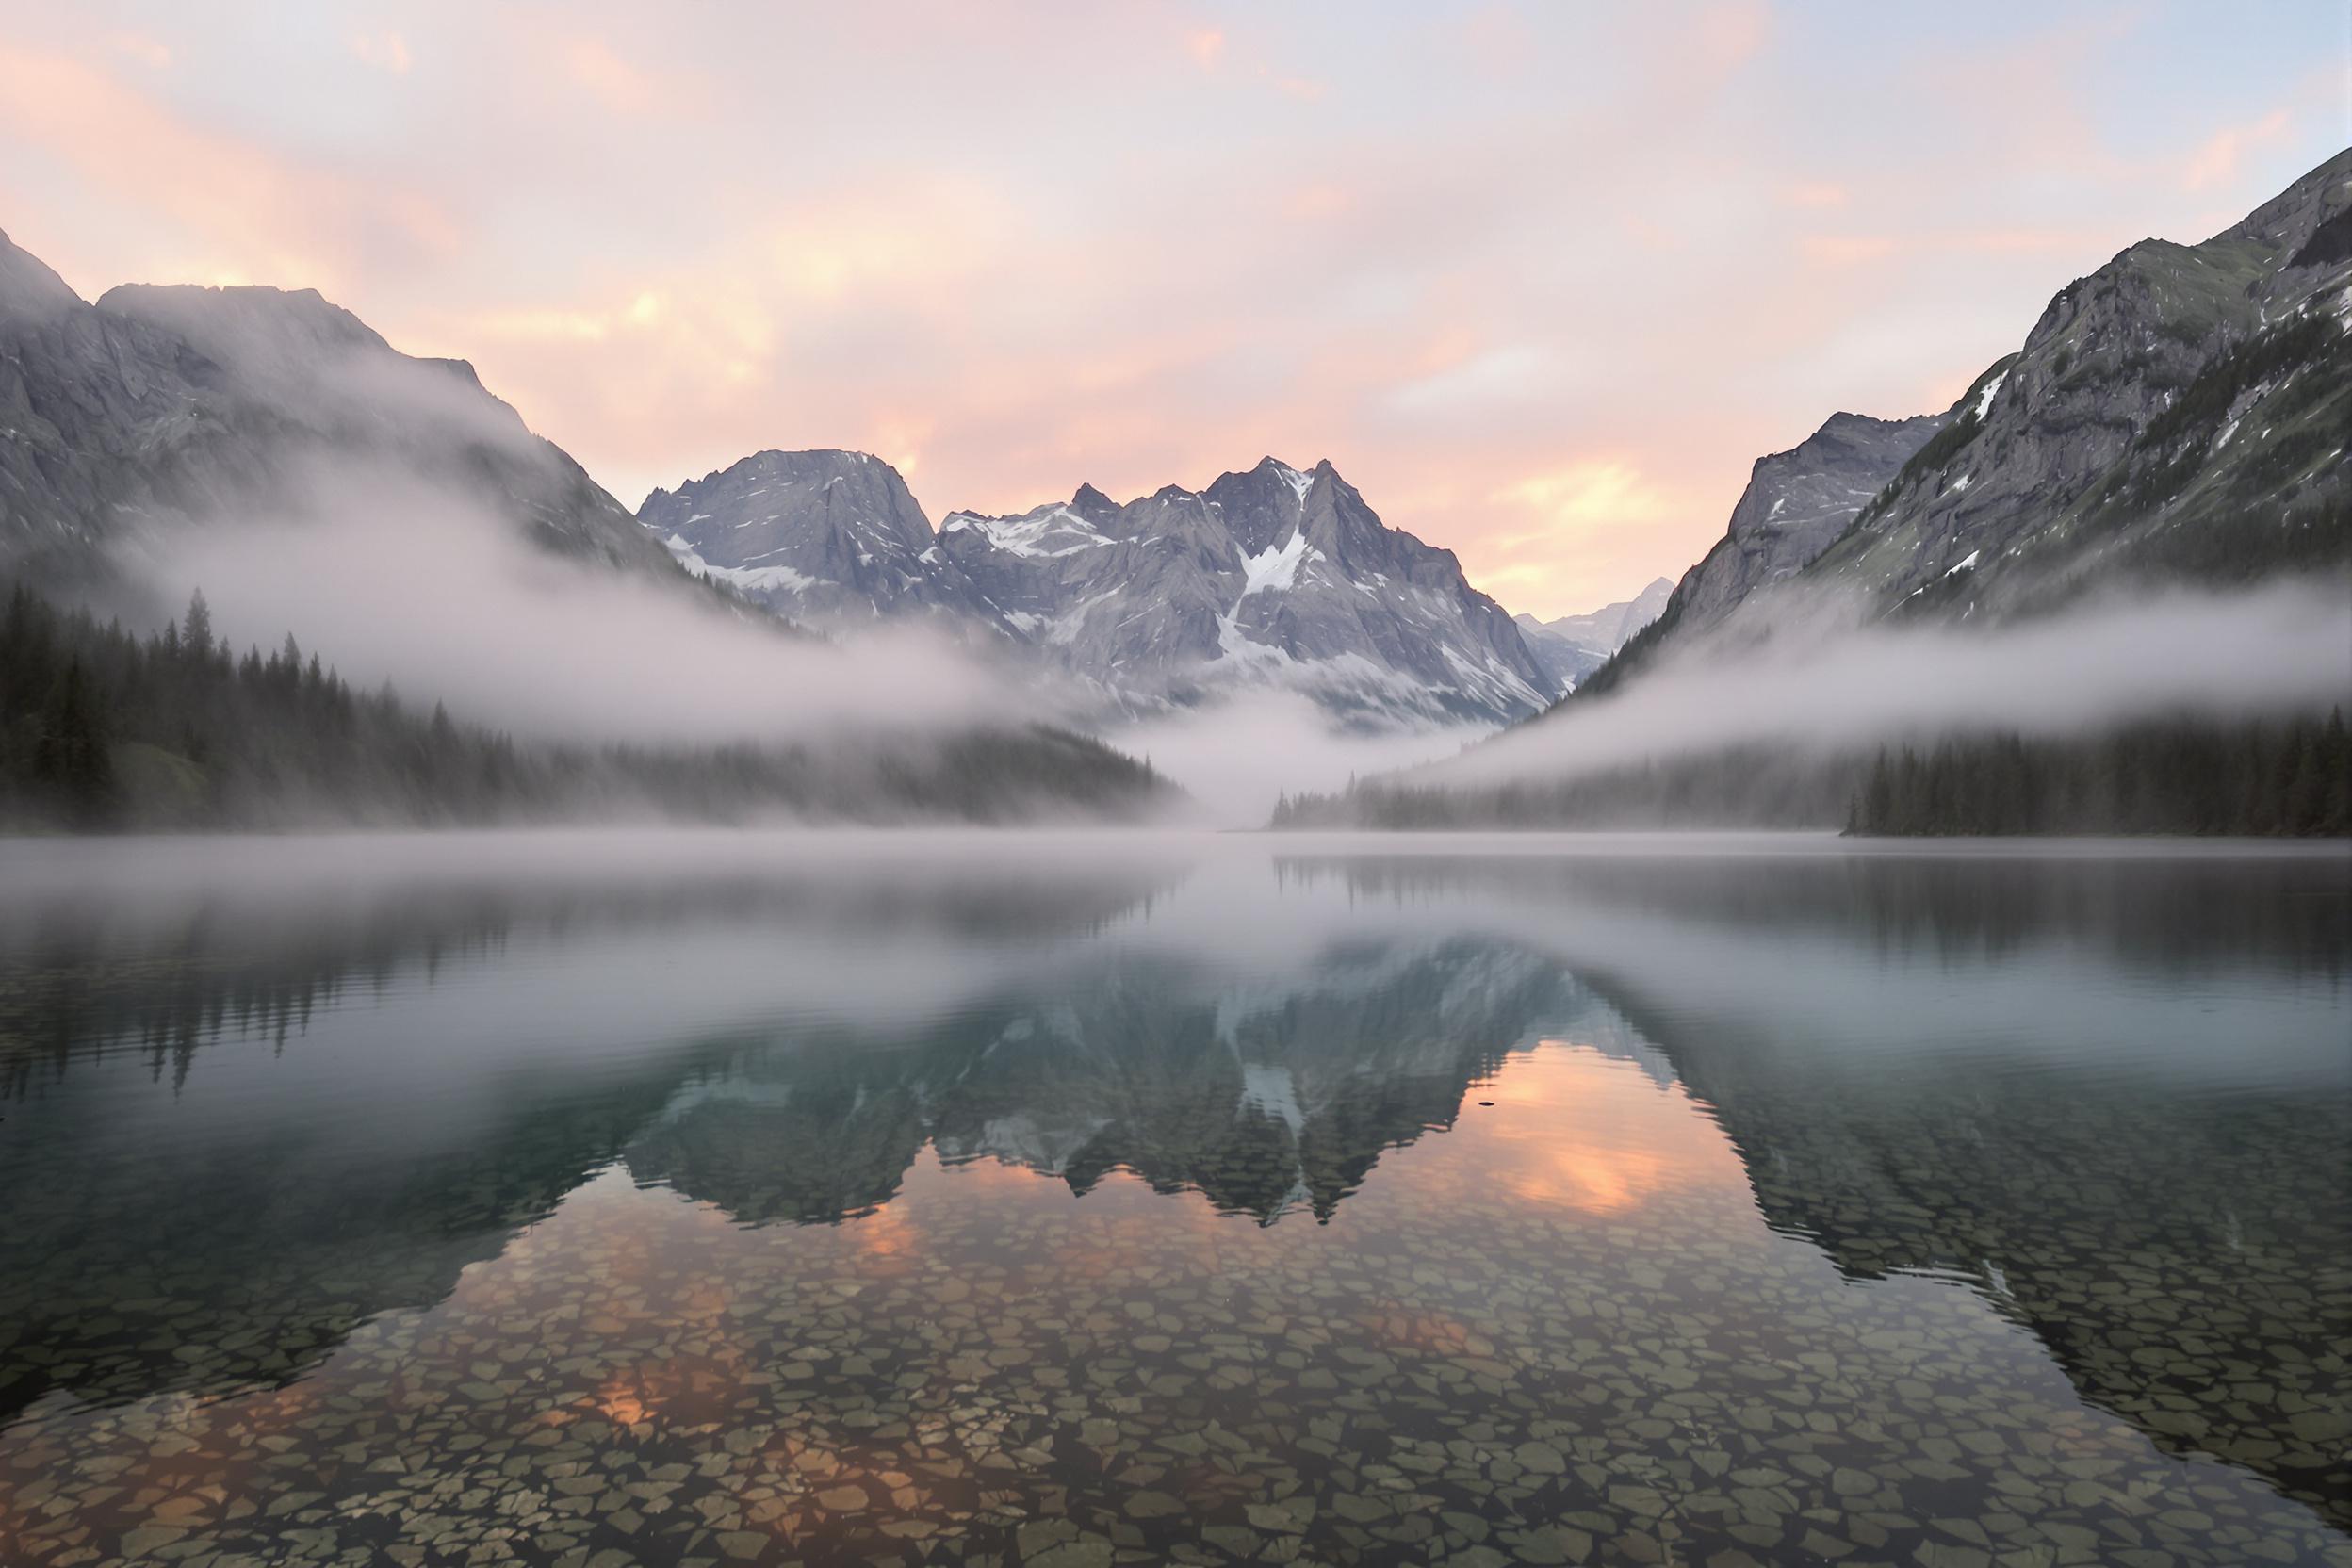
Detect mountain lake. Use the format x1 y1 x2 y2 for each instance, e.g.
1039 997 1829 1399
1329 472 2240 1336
0 830 2345 1568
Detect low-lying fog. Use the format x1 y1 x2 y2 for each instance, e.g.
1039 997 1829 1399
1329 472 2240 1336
132 457 2352 827
5 828 2344 1093
136 466 1492 824
1419 579 2352 792
149 465 1042 743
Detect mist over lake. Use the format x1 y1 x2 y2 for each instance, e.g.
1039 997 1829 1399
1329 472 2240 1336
4 8 2349 1566
2 830 2345 1566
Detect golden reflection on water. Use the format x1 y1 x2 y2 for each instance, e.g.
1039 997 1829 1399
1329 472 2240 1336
0 1044 1721 1549
3 1039 2340 1565
1477 1040 1749 1217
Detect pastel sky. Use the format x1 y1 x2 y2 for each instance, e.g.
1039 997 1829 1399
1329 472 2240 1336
0 2 2344 616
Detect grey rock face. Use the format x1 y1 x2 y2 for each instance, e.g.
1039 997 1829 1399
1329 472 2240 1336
1570 410 1947 697
641 449 973 625
1801 147 2352 621
644 452 1557 727
954 456 1553 725
1514 577 1675 692
0 233 81 326
1583 149 2352 698
0 234 677 588
1670 413 1949 633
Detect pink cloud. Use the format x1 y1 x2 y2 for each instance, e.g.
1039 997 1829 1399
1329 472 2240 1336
351 31 413 75
1801 233 1899 266
0 42 458 298
1692 0 1771 78
105 31 171 70
1782 181 1847 209
0 4 2340 620
2183 108 2293 192
560 35 698 117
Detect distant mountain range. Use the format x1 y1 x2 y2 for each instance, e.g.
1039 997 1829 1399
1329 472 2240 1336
16 149 2340 813
646 449 1562 727
0 220 1686 744
0 232 1171 825
1512 577 1674 692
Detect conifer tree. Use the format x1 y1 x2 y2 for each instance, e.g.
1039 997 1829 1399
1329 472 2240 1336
182 589 213 661
34 654 114 824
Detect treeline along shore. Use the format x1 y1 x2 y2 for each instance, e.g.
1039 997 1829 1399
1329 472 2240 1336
0 582 1168 832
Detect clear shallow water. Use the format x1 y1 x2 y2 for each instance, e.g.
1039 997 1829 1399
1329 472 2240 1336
0 831 2345 1568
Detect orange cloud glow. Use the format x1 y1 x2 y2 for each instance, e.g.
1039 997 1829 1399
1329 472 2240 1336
0 4 2336 618
1494 462 1675 540
1477 1044 1746 1217
0 41 456 299
565 39 647 113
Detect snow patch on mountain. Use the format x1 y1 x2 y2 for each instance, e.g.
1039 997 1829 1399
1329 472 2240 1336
1240 528 1312 596
642 450 1557 729
939 504 1112 559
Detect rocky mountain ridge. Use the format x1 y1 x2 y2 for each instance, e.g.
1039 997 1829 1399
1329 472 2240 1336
1809 148 2352 619
0 233 678 590
1584 149 2352 698
0 231 1174 823
645 450 1559 727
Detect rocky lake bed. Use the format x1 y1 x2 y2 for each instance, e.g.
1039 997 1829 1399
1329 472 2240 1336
0 832 2344 1567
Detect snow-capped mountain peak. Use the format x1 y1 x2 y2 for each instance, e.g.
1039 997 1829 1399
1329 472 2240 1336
640 450 1555 726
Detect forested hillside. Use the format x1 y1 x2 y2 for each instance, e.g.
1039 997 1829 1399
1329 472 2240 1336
1271 718 2352 839
1845 718 2351 837
0 584 1171 831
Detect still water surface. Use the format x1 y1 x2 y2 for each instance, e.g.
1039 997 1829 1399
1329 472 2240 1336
0 832 2345 1567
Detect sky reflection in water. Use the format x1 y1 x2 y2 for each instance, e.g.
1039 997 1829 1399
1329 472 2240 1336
0 831 2345 1567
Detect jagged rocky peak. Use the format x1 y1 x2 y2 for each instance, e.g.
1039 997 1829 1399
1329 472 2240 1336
1201 456 1330 550
0 228 85 324
2228 144 2352 273
939 482 1124 560
1572 150 2352 705
1676 409 1951 634
947 453 1552 726
644 449 1556 727
1572 406 1951 697
1800 146 2352 620
646 448 933 553
95 280 540 449
100 282 392 365
0 233 674 582
641 449 963 624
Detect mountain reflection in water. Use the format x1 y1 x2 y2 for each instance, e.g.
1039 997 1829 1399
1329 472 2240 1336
0 831 2344 1568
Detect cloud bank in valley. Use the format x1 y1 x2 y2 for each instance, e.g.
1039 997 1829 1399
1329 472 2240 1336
1419 580 2352 791
142 464 1044 746
1108 689 1491 828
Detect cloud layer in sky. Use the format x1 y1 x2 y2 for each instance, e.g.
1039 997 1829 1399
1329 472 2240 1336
1 0 2344 616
